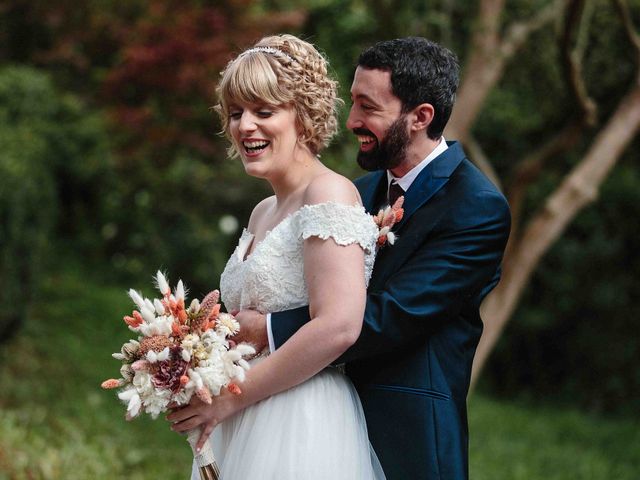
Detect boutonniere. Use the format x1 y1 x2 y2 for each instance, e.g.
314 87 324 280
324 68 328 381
373 196 404 247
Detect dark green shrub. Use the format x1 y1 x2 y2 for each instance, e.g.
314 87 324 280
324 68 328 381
0 65 112 343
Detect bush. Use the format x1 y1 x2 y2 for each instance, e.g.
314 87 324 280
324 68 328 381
0 65 112 343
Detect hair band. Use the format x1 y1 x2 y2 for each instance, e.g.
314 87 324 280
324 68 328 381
238 46 296 63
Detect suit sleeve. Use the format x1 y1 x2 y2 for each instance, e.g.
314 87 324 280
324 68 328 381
272 189 511 363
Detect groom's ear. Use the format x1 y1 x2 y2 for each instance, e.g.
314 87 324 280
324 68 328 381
409 103 434 133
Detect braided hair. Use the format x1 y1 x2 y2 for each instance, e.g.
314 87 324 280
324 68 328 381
216 34 341 157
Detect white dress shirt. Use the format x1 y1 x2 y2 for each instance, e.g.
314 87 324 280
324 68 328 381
387 136 448 192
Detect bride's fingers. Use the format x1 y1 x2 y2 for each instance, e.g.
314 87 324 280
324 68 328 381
166 405 194 423
197 422 216 451
171 415 201 433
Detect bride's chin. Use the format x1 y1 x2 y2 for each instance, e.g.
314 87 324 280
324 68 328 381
242 162 268 179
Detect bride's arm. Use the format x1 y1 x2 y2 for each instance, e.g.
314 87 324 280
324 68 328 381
168 175 367 450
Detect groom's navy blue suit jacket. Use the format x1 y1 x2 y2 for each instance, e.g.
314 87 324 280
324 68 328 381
271 142 511 480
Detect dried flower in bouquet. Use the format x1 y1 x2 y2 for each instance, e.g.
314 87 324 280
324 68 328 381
102 271 255 480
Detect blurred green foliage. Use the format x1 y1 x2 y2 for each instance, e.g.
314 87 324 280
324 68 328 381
0 64 111 342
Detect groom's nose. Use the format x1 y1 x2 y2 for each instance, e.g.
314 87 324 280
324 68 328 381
346 105 361 131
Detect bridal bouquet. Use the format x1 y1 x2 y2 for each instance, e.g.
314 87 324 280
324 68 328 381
102 271 255 480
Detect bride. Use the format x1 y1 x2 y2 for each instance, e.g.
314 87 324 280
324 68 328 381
168 34 386 479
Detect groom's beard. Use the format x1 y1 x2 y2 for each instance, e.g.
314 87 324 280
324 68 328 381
355 115 409 172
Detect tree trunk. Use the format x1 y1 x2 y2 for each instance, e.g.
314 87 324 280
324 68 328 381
471 79 640 387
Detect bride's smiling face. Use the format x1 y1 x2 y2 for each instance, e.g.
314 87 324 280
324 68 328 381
228 101 299 179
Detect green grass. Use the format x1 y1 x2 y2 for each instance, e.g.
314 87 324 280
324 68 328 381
1 268 638 479
0 269 191 479
469 396 640 479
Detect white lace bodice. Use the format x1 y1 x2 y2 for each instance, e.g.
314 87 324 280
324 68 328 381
220 202 378 313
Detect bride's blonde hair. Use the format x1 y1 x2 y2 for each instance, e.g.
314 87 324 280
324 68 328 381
215 34 342 158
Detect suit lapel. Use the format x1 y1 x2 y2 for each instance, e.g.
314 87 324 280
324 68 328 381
356 170 387 214
394 141 465 232
355 141 466 230
358 142 467 286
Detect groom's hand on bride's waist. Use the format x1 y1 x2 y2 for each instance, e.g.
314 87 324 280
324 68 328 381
231 309 268 353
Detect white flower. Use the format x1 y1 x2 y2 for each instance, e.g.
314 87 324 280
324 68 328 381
215 313 240 337
175 280 185 301
235 343 257 357
142 389 171 418
387 232 396 245
172 389 193 406
156 271 170 296
186 369 205 390
181 349 191 362
154 298 165 315
118 388 142 418
128 289 146 310
144 298 155 312
140 305 156 323
132 371 155 397
195 366 227 396
146 347 170 363
139 315 173 336
188 299 200 314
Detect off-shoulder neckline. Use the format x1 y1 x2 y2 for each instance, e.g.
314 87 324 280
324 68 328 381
236 201 366 263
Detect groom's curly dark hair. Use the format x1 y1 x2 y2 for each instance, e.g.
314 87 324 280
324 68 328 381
357 37 459 140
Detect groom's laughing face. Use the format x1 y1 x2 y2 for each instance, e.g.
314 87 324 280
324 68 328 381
347 67 409 171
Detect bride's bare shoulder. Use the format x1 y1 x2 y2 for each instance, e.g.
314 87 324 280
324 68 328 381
247 195 276 232
303 171 361 206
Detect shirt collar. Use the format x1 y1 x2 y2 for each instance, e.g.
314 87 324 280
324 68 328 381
387 137 448 191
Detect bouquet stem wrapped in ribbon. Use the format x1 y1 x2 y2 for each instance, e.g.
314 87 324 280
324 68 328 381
187 428 220 479
102 271 255 480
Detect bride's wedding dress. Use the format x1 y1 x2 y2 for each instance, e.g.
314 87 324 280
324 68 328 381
190 201 386 480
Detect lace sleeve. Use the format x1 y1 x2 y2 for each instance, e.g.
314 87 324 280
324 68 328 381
294 202 378 252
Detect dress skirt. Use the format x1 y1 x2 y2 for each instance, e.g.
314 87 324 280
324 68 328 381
190 364 385 480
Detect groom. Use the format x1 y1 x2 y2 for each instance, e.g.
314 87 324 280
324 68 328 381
240 37 510 479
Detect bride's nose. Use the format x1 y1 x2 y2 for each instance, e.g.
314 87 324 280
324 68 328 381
239 111 258 134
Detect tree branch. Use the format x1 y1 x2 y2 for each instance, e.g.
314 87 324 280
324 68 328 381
473 77 640 388
465 135 503 191
448 0 568 141
500 0 567 58
505 120 584 251
559 0 598 126
612 0 640 57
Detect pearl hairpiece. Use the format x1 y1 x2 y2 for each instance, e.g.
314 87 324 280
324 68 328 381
239 46 296 63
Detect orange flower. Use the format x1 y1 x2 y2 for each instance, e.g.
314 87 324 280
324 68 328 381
227 383 242 395
124 312 143 328
180 375 189 386
101 379 122 389
133 311 144 325
196 387 212 404
206 304 221 323
171 322 182 336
